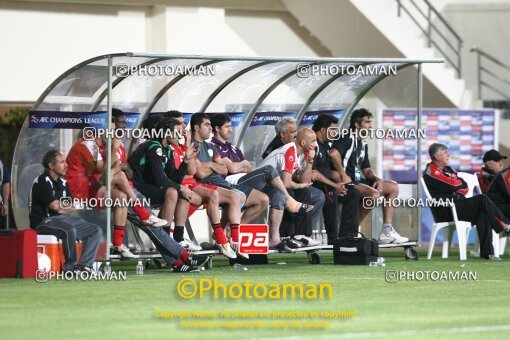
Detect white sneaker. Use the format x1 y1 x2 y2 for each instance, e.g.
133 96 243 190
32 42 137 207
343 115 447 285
141 215 167 227
379 226 409 244
293 235 321 247
115 244 136 259
179 239 202 252
217 243 237 259
230 242 249 260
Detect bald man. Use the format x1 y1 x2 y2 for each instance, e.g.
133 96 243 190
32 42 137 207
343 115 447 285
257 128 325 251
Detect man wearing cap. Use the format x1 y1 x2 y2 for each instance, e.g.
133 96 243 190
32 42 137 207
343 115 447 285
477 149 508 193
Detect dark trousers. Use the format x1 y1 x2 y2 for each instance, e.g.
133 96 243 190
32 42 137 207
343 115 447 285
280 186 325 237
35 215 102 271
433 195 509 258
313 183 360 242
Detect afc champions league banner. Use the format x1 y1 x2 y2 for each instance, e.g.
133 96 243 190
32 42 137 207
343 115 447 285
249 109 345 127
28 111 141 129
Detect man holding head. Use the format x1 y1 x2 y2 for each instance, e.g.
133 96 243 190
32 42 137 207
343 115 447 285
423 143 510 259
257 128 325 250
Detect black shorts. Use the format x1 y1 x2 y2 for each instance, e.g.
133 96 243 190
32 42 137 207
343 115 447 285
134 182 176 205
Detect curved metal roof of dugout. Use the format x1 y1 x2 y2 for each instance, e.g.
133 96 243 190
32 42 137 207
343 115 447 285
12 52 442 252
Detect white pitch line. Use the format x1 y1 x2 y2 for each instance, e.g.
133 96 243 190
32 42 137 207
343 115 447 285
269 324 510 339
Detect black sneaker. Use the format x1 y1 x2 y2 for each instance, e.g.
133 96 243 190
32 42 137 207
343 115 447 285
284 238 302 249
186 254 210 267
172 263 201 273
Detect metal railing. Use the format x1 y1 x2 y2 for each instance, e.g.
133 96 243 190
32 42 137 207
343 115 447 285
471 47 510 100
396 0 463 77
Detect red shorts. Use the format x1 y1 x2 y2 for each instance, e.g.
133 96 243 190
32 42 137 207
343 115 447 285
182 178 218 217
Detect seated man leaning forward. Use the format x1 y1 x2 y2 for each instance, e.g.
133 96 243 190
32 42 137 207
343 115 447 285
30 150 101 273
65 125 167 259
210 113 316 250
423 143 510 260
257 128 326 251
330 108 408 244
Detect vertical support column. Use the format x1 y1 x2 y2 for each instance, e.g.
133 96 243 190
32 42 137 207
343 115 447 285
477 52 481 99
427 7 432 48
417 64 423 244
106 56 113 260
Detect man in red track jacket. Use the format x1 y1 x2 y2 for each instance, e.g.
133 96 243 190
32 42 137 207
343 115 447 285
423 143 510 259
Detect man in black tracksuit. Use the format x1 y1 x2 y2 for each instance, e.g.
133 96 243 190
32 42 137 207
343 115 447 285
487 169 510 220
311 114 361 244
423 143 510 259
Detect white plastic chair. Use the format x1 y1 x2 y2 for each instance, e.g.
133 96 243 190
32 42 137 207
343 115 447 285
457 172 500 257
421 176 472 261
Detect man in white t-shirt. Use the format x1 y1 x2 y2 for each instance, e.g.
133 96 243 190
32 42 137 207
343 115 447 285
257 128 325 249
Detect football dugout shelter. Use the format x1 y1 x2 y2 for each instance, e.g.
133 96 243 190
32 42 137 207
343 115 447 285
11 53 442 265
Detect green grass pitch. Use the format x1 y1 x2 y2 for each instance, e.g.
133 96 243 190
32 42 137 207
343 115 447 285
1 248 510 339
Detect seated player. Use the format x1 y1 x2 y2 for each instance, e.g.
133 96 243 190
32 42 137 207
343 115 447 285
257 128 326 250
65 123 167 259
477 149 508 193
311 113 361 243
160 116 238 258
423 143 510 259
210 113 315 251
190 113 271 253
331 108 408 244
30 150 101 273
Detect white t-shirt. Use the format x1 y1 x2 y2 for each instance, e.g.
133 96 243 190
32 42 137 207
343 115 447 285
256 142 308 175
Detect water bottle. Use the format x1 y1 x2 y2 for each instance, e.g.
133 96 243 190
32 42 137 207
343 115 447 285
321 230 327 245
104 261 112 275
312 230 319 241
232 263 248 271
136 261 144 276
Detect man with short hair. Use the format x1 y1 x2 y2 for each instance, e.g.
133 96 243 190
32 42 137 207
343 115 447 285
257 128 326 250
29 150 102 273
210 113 316 251
311 113 361 243
191 113 271 254
262 117 298 159
331 108 408 244
423 143 510 259
477 149 508 193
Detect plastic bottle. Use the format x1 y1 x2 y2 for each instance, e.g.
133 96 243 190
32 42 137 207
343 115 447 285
312 230 319 241
321 230 327 245
232 263 248 271
136 261 144 276
104 261 112 275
